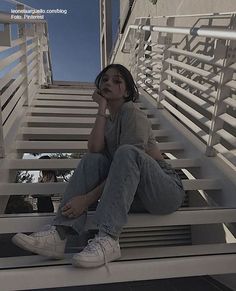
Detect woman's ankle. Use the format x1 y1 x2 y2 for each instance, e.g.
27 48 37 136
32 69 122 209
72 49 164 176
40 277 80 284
98 230 118 241
55 225 72 240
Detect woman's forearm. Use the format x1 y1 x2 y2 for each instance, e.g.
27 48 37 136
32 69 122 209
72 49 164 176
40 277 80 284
86 180 106 206
88 105 107 152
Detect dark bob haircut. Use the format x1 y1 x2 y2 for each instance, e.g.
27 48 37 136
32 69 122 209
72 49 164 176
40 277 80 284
95 64 139 102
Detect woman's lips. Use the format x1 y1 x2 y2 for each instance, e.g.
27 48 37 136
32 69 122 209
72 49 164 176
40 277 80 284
102 88 112 93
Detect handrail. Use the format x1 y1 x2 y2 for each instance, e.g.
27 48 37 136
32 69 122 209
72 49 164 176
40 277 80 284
0 3 52 158
120 13 236 167
129 24 236 40
121 23 236 53
136 11 236 19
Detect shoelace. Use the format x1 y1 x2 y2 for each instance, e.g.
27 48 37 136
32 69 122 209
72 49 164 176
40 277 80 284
31 225 56 237
84 236 111 274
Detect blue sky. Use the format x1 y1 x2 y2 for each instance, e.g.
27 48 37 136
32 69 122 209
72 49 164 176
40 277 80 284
0 0 120 82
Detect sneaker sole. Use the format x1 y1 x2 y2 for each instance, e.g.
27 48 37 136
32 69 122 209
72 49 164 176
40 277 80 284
12 235 65 260
72 251 121 268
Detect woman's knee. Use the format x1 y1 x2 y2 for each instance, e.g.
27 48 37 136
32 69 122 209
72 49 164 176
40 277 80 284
143 190 185 215
80 152 108 167
114 144 139 161
75 152 110 175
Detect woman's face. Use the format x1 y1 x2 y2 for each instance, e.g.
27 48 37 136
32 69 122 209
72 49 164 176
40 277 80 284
99 68 128 101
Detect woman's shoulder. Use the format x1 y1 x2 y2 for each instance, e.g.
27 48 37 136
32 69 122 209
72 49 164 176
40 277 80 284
120 101 143 116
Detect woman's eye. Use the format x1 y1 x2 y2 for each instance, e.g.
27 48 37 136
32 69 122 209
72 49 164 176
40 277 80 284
113 80 122 84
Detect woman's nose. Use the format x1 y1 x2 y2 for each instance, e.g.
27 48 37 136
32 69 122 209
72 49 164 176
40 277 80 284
104 78 112 85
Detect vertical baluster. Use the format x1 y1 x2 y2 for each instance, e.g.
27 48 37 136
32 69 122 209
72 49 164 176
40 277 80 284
206 15 236 156
0 107 5 158
36 22 44 86
157 17 175 109
17 4 29 106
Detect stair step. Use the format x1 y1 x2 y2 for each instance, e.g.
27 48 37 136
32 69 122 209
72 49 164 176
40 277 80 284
27 107 152 117
24 116 97 127
120 228 190 237
36 94 93 101
23 116 160 127
38 88 95 95
19 127 168 140
0 158 201 170
31 100 98 108
14 141 183 153
1 243 235 269
0 252 236 290
0 207 235 234
0 179 220 196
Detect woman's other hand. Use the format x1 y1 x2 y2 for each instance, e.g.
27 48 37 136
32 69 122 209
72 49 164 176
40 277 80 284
61 196 89 218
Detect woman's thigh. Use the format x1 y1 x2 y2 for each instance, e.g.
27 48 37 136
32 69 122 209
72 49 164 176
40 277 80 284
136 155 185 215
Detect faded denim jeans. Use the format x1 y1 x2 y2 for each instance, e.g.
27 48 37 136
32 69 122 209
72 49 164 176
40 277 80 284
53 145 185 237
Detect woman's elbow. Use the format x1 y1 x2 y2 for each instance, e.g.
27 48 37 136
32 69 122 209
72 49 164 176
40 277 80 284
87 142 104 153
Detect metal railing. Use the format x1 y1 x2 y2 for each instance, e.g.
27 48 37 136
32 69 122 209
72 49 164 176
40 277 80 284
121 12 236 168
0 1 52 157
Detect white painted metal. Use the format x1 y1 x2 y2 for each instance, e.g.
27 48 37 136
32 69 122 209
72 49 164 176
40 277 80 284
0 178 221 196
129 24 236 41
38 88 95 95
124 14 236 169
1 208 236 234
36 94 93 101
19 127 167 140
163 80 214 114
0 157 200 170
14 140 183 153
1 243 235 270
1 254 236 290
31 100 99 108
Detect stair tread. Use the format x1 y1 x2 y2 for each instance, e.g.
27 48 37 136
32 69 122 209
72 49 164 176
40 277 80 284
14 141 184 153
1 207 235 234
0 178 221 195
1 242 236 270
0 158 201 170
0 253 236 290
19 127 168 139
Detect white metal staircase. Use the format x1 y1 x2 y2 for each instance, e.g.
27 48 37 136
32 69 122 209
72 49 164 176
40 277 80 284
0 2 236 290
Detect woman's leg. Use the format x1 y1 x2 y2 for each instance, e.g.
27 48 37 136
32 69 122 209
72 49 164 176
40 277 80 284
94 145 185 238
53 152 111 233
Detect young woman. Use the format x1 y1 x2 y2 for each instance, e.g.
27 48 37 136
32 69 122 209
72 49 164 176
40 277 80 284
12 64 185 268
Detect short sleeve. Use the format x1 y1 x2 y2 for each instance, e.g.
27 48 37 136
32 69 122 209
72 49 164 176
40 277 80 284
119 107 150 150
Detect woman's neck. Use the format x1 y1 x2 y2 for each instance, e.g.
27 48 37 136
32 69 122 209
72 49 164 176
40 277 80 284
107 99 125 120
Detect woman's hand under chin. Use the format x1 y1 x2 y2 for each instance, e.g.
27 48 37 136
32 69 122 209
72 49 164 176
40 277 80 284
92 89 107 108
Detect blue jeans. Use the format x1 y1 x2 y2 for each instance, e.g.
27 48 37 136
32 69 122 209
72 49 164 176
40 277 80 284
53 145 185 237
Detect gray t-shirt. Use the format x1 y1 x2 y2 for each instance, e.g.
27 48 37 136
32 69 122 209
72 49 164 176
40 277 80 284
104 101 157 159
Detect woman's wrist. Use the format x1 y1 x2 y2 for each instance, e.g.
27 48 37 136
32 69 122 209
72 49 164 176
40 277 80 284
86 190 96 206
96 113 107 118
97 105 107 118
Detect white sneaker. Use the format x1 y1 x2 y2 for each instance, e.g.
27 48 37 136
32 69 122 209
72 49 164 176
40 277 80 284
72 235 121 268
12 226 67 259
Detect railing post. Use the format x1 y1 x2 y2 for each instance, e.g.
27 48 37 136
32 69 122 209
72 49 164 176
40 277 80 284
36 23 44 86
206 15 236 156
0 109 5 158
130 18 146 83
157 17 174 109
17 4 29 106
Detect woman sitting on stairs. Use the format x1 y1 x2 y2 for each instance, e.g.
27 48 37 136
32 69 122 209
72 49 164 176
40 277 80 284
12 64 185 268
